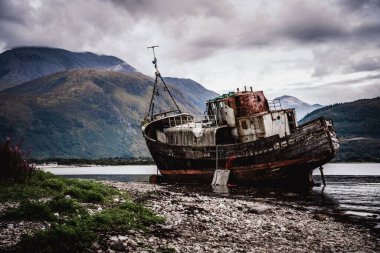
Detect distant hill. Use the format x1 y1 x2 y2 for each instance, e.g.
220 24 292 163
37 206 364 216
300 97 380 162
0 47 136 90
0 69 217 159
275 95 323 120
163 77 216 114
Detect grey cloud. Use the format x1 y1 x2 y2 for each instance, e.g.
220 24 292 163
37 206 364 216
341 0 380 11
282 21 345 43
292 72 380 90
324 73 380 87
354 23 380 40
0 1 27 24
0 0 380 106
348 57 380 73
109 0 233 21
277 2 346 43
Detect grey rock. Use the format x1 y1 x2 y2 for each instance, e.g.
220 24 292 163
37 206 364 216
110 240 125 251
91 242 100 250
247 205 272 214
314 213 329 221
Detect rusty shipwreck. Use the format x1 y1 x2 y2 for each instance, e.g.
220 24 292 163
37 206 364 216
142 47 339 187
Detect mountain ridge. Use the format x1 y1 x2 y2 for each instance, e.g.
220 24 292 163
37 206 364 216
275 95 324 120
0 67 217 158
0 47 136 90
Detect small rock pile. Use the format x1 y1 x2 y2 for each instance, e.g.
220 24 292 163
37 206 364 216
0 202 51 249
103 182 379 253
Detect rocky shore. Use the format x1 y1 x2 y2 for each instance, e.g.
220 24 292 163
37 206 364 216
1 181 379 252
101 182 379 253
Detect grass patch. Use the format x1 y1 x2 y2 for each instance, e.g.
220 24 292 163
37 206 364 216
0 196 88 222
0 170 119 204
1 170 164 253
7 202 164 253
91 201 165 233
14 222 96 253
1 200 56 221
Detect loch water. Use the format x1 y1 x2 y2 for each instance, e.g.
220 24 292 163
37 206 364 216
41 163 380 230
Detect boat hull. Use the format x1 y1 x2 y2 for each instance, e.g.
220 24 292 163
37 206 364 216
143 117 339 187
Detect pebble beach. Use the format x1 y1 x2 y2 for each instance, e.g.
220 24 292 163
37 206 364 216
101 182 379 253
1 181 379 252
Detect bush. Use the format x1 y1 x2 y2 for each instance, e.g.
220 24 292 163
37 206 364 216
49 196 86 217
42 178 65 191
9 202 164 253
63 179 118 203
0 197 87 222
91 201 164 233
1 200 56 221
14 222 96 253
0 138 35 183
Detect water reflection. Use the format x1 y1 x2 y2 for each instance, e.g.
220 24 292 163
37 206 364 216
211 185 230 195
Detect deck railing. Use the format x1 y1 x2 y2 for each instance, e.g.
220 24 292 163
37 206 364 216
167 114 218 128
268 99 282 111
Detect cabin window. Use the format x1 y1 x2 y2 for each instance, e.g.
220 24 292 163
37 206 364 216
211 103 216 110
241 120 248 129
219 101 225 108
257 96 261 102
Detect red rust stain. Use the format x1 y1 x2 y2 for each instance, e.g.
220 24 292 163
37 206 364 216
225 155 236 169
231 157 315 173
226 91 269 117
161 170 214 175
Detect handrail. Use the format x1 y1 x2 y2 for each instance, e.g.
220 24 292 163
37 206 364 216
268 99 282 111
167 114 218 128
152 110 182 120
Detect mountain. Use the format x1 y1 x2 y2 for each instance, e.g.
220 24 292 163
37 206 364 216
0 69 217 159
0 47 136 90
275 95 323 120
163 77 216 114
300 97 380 162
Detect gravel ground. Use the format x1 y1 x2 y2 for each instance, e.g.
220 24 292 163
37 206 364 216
100 182 379 253
1 182 379 252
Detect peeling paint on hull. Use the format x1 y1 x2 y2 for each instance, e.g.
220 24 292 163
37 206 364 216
143 117 339 187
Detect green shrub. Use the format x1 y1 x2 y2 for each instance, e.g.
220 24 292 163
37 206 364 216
42 178 65 191
9 201 164 253
49 196 86 217
63 179 118 203
0 138 35 183
82 190 104 203
0 197 87 222
1 200 55 221
14 222 96 253
91 201 164 233
0 169 164 252
64 186 84 200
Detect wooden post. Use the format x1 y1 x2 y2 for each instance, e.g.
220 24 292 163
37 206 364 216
319 166 326 187
216 145 218 170
212 145 230 186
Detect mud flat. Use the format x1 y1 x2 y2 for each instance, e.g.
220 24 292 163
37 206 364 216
103 182 379 253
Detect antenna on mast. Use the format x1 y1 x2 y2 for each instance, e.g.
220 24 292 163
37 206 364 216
147 45 159 74
146 45 181 121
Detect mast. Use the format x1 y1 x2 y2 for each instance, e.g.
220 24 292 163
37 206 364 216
146 46 181 121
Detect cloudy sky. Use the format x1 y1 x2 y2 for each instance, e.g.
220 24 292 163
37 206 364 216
1 0 380 104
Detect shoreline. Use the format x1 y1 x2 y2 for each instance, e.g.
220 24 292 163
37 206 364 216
1 179 379 252
102 182 379 253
